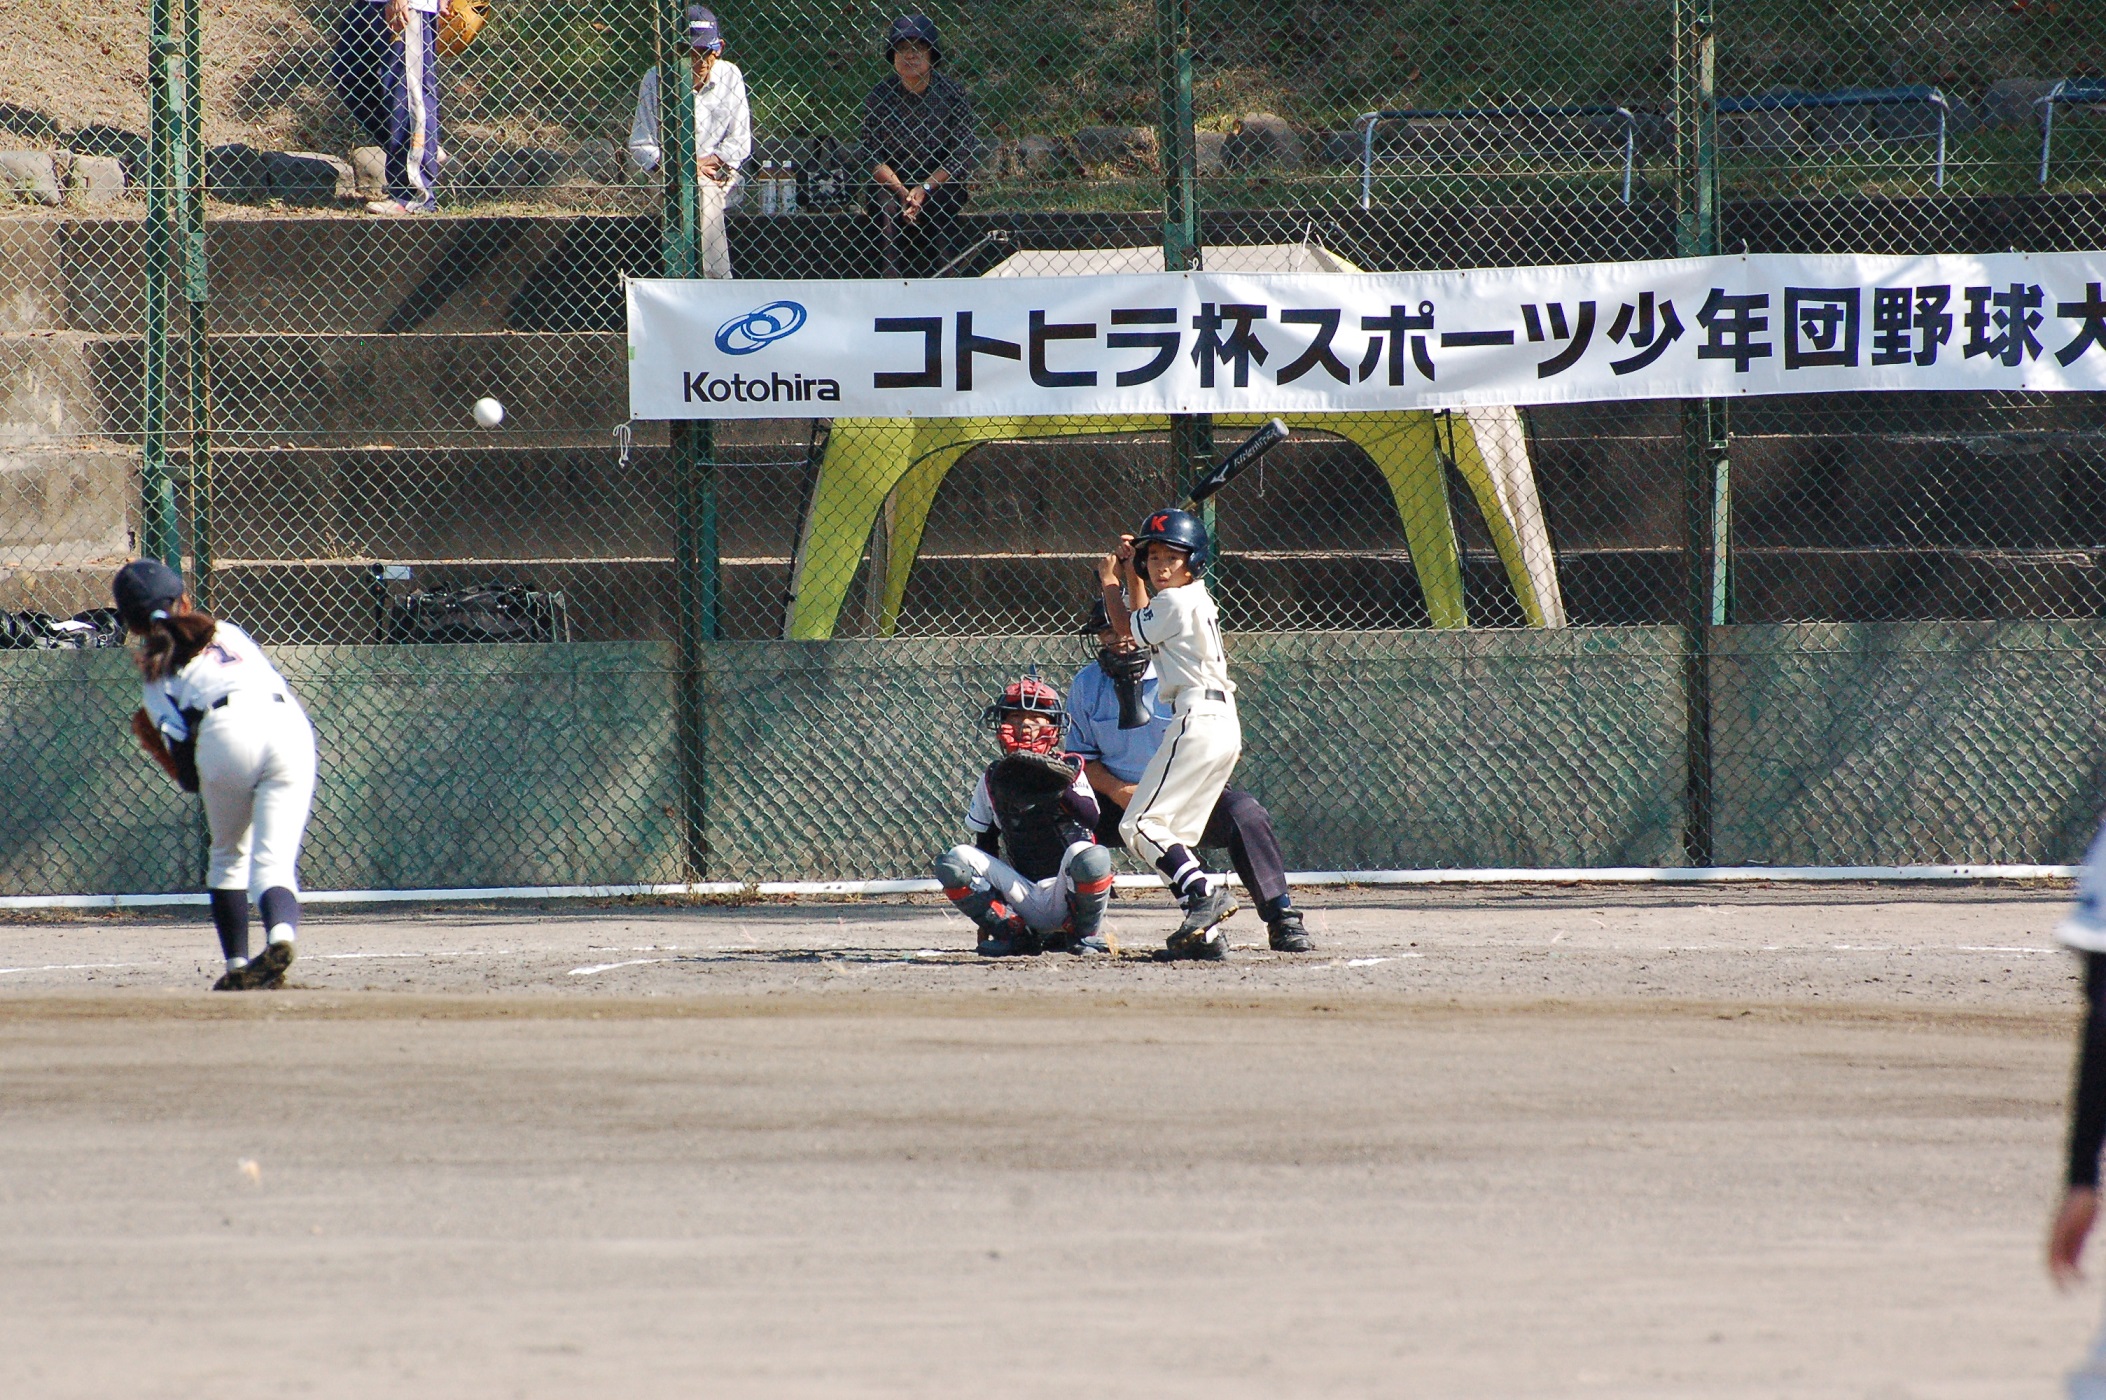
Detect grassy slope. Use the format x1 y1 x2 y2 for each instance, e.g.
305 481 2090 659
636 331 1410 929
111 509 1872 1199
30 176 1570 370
2 1 2100 198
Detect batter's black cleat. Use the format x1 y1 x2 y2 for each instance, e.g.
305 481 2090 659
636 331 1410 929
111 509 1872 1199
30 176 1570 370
1166 886 1237 959
233 939 296 989
1267 910 1313 953
211 966 245 991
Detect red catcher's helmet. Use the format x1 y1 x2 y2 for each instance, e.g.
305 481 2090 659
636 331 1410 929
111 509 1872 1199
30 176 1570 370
981 676 1067 754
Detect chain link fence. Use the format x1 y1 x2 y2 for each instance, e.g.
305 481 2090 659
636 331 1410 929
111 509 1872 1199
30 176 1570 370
3 1 2105 894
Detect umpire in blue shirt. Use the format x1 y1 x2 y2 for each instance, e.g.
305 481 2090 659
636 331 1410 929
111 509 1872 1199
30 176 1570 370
1069 600 1313 952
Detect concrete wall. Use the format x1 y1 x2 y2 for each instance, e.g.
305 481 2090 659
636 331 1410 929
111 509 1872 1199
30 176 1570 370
11 623 2106 897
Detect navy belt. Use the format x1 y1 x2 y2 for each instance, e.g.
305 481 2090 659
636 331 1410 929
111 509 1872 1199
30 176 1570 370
1203 688 1228 701
211 693 286 709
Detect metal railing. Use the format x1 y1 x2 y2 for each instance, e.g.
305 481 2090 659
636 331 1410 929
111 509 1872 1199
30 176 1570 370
1717 86 1950 189
1356 103 1640 209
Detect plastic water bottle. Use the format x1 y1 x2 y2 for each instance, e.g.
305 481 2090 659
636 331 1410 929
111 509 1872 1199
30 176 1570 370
758 160 779 216
779 161 797 214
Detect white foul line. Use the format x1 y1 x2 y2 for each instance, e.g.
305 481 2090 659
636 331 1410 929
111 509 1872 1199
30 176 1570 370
0 863 2079 913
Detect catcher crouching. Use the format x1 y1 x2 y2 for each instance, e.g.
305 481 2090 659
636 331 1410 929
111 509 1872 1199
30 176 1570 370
933 677 1116 957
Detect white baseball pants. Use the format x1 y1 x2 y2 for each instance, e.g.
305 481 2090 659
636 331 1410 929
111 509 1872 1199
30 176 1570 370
197 693 318 896
1118 696 1241 866
942 841 1100 932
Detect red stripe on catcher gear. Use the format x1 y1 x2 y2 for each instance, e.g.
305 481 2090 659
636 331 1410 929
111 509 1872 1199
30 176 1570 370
942 886 972 899
1072 871 1115 895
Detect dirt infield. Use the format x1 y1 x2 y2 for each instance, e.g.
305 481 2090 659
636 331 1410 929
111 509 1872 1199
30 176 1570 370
1 884 2095 1397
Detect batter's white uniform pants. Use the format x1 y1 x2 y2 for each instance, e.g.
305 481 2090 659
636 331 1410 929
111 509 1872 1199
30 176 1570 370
197 693 318 897
1118 695 1241 866
943 841 1099 932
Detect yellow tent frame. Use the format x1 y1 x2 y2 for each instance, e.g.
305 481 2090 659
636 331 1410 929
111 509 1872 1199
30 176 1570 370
783 410 1566 640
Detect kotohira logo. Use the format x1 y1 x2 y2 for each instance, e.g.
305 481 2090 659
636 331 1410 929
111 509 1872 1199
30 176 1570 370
714 300 807 355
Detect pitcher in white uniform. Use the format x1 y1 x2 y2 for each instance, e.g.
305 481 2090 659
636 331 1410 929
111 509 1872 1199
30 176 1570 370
1095 508 1241 960
114 559 319 991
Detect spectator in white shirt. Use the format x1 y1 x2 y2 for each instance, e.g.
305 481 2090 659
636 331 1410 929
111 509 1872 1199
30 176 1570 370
628 5 753 278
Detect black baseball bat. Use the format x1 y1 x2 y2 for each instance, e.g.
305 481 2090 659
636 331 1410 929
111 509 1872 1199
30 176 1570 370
1185 418 1290 507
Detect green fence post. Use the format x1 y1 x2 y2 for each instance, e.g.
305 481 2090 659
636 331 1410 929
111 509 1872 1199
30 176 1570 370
1674 0 1726 864
662 0 718 881
140 0 181 571
1158 0 1212 548
181 0 213 610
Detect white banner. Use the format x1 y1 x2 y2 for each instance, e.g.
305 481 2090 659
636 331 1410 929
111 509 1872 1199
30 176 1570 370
626 252 2106 419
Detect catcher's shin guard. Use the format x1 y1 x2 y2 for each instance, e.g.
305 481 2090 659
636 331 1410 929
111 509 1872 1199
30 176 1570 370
935 848 1015 934
1065 845 1115 939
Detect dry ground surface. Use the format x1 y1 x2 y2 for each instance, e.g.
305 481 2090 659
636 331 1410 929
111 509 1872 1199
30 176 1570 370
1 882 2098 1397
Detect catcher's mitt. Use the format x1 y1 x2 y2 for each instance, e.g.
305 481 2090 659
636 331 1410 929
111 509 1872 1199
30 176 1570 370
438 0 490 57
987 749 1078 797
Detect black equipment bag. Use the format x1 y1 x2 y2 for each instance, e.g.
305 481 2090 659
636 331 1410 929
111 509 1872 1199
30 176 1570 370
1 608 128 650
384 584 569 645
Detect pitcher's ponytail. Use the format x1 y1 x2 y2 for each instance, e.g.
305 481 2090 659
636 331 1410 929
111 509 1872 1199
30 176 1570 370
138 609 218 681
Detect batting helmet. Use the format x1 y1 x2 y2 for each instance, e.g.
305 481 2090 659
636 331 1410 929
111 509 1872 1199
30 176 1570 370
1132 507 1211 575
981 675 1066 754
884 14 941 62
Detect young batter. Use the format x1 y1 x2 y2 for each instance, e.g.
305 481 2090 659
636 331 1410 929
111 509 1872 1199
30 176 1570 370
115 559 318 991
932 677 1115 957
1095 508 1241 959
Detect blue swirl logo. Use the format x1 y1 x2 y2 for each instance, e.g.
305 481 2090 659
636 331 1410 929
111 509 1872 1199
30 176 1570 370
714 300 808 355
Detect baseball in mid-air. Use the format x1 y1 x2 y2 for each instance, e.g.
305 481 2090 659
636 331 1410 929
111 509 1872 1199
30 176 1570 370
472 396 505 428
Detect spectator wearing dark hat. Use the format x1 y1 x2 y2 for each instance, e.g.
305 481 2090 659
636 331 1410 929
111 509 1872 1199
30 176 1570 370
629 5 752 278
859 14 980 275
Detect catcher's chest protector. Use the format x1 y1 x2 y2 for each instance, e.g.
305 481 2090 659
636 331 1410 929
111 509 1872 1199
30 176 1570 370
985 758 1091 881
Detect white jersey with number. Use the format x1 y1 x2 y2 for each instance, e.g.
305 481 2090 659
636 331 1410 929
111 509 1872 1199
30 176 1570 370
140 621 296 742
1130 579 1233 709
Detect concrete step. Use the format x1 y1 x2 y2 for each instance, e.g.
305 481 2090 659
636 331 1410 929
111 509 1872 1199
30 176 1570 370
0 445 135 614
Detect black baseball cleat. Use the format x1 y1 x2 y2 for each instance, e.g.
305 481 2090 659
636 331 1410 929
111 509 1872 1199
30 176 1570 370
1267 910 1314 953
976 919 1043 958
211 966 245 991
234 939 297 989
1166 886 1237 959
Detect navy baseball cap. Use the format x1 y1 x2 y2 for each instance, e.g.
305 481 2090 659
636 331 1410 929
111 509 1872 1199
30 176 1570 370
684 5 722 51
1079 598 1112 633
111 558 185 629
885 14 940 61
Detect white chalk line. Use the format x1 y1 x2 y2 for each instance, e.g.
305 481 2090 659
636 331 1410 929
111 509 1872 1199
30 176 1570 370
0 961 155 976
0 863 2079 912
567 958 674 977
